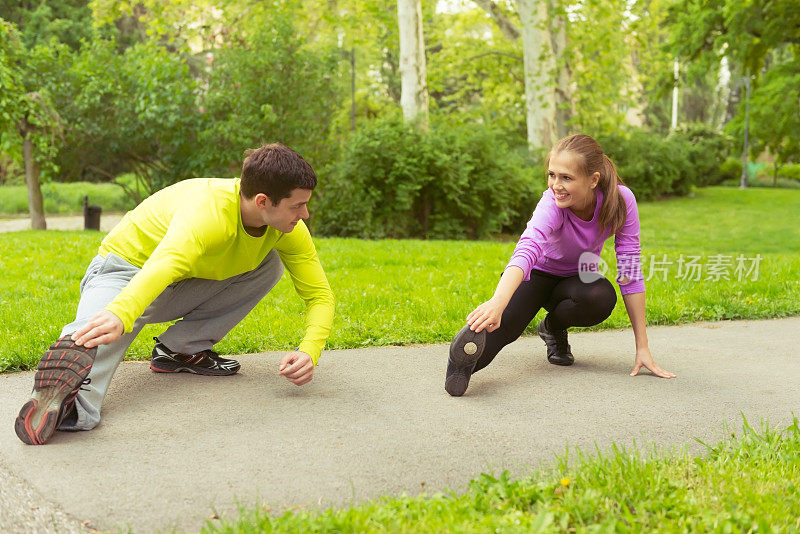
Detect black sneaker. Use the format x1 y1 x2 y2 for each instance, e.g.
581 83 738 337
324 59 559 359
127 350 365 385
537 317 574 366
15 335 97 445
445 325 487 397
150 338 240 376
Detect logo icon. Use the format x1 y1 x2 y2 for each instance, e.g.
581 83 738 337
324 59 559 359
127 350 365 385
578 251 608 283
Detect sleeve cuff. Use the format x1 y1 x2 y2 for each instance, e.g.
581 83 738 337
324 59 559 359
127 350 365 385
298 341 322 365
619 280 645 295
505 259 531 281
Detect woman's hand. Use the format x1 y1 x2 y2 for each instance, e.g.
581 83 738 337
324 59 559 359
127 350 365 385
630 346 676 378
467 298 506 333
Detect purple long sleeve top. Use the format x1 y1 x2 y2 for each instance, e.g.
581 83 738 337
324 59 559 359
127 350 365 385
506 185 645 295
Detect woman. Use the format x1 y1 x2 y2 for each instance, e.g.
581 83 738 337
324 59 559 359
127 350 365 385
446 134 675 397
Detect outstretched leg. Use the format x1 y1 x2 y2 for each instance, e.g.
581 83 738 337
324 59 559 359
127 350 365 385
445 271 560 396
16 253 142 442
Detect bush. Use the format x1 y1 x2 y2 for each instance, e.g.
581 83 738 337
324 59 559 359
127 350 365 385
596 130 693 199
719 157 743 182
314 117 539 239
674 124 736 186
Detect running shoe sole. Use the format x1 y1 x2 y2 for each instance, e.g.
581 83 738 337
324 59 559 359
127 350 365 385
445 325 487 397
149 360 239 376
15 336 96 445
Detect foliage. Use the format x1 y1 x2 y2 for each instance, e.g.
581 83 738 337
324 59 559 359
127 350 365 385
196 5 340 176
2 0 797 210
0 0 94 51
726 58 800 170
61 39 201 192
597 126 734 197
204 417 800 533
668 0 800 77
597 130 692 199
719 157 743 183
565 0 634 134
2 187 799 372
0 20 65 184
0 21 25 144
675 123 736 186
424 4 525 138
314 116 538 239
776 163 800 181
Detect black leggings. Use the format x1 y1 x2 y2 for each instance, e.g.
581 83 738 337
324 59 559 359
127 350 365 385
473 270 617 373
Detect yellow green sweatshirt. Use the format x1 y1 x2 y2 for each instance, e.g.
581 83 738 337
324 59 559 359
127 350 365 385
99 178 334 364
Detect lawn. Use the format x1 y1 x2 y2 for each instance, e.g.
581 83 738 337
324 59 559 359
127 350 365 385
0 179 138 215
1 186 798 372
203 416 800 533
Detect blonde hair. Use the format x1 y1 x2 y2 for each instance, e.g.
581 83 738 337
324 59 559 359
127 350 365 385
547 134 627 236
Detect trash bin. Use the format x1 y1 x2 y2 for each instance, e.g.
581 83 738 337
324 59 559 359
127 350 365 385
83 196 102 231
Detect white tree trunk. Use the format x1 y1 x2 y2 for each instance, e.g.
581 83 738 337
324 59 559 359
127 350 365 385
714 55 731 130
671 59 679 130
550 1 571 139
517 0 557 152
397 0 429 130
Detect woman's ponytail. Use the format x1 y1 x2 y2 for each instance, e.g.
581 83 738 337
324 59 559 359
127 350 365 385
598 154 627 236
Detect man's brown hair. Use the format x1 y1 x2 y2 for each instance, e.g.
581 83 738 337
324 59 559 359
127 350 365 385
240 143 317 205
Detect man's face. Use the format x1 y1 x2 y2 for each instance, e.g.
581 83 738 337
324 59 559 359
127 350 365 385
262 188 312 233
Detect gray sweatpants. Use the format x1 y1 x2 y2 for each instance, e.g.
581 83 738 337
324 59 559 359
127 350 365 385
58 250 284 431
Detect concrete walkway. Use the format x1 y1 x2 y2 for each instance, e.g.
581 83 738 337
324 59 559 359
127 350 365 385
1 318 798 533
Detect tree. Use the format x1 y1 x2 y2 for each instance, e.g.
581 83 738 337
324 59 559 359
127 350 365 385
61 39 201 194
669 0 800 78
0 21 64 229
516 0 557 150
197 6 340 176
669 0 800 178
397 0 429 130
472 0 562 150
728 60 800 181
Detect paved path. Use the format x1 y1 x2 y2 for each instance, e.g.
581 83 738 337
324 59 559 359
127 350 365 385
0 214 124 233
1 318 798 533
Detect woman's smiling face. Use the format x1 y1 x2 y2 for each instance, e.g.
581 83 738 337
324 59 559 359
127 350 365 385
547 150 600 219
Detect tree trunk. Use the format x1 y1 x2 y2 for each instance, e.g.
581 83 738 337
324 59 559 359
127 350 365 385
713 55 731 130
473 0 520 40
21 121 46 230
517 0 557 152
550 1 571 139
671 59 679 130
397 0 429 130
740 74 750 190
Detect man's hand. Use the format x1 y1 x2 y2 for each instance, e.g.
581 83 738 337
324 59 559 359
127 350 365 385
630 347 676 379
278 351 314 386
466 297 506 333
71 310 124 348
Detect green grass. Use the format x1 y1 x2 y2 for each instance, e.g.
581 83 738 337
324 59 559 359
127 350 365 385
0 179 137 215
202 416 800 533
1 186 799 372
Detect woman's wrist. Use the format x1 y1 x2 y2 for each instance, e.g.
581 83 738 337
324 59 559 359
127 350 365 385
490 293 511 308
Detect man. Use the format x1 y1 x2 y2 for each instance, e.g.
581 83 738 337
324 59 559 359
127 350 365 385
15 143 335 445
